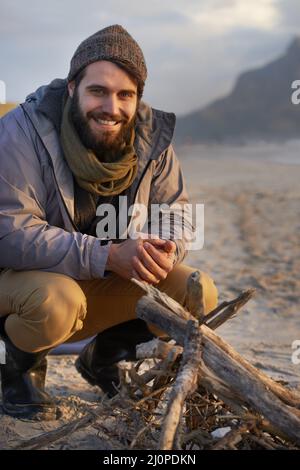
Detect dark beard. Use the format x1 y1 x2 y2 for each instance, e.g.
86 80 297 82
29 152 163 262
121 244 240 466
69 89 137 163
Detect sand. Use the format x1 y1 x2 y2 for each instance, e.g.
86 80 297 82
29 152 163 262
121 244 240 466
180 142 300 387
0 141 299 449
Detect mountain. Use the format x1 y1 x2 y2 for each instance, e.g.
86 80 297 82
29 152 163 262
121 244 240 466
175 38 300 144
0 102 17 117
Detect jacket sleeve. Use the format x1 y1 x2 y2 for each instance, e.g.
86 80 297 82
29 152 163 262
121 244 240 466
148 144 195 265
0 109 111 280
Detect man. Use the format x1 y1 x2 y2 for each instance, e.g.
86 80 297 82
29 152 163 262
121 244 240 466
0 25 218 420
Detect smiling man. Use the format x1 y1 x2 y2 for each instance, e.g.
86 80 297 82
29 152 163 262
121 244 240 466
0 25 218 421
67 61 139 163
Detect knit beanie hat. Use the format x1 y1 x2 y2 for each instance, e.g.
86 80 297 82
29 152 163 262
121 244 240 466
67 25 147 96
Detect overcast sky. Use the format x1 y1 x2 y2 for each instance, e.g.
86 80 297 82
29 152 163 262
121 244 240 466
1 0 299 115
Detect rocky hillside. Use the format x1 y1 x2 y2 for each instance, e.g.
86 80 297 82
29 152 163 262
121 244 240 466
175 38 300 144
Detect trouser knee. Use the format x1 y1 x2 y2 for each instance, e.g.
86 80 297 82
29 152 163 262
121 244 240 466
5 274 87 352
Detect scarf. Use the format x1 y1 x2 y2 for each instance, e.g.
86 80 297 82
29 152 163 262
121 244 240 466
60 97 138 196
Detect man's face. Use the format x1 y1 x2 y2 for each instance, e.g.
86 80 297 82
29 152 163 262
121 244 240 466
68 61 138 161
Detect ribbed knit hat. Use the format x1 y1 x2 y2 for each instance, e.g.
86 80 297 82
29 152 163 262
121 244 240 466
67 25 147 94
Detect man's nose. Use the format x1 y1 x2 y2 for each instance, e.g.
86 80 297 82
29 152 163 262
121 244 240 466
102 94 119 117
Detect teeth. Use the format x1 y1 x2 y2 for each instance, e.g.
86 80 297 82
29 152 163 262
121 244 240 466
95 119 117 126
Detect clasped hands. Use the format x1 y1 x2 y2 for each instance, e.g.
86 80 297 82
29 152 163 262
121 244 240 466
106 236 177 284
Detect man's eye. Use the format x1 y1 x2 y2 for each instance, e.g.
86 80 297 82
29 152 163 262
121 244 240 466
92 89 106 96
120 91 132 98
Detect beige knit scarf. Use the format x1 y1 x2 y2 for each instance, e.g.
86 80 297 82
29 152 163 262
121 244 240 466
60 97 138 196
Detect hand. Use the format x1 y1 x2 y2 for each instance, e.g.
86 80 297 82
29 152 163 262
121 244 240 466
134 238 177 283
106 238 167 284
106 238 176 284
106 238 143 280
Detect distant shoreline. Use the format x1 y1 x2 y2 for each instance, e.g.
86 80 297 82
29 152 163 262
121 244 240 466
176 140 300 166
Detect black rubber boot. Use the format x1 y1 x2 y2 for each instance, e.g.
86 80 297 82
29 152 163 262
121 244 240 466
75 319 155 397
0 317 58 420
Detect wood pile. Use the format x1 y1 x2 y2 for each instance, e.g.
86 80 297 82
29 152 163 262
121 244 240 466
13 271 300 450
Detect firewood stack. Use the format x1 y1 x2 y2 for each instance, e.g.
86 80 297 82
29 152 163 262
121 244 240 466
121 271 300 450
13 271 300 450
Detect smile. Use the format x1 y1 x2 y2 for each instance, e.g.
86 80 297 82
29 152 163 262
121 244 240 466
93 117 121 127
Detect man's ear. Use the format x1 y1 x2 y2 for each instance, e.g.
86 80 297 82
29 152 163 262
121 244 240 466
67 81 75 98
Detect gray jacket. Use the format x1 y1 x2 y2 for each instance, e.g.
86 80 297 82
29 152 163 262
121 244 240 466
0 79 190 280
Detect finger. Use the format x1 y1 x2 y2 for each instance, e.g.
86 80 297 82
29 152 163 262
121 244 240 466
145 238 176 255
145 238 166 248
142 242 173 272
132 256 160 284
137 244 168 280
164 240 177 253
131 268 144 282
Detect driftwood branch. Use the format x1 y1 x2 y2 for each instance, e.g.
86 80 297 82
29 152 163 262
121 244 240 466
135 280 300 408
211 423 250 450
202 288 255 329
131 277 190 320
184 270 204 321
132 276 255 330
13 271 299 451
13 407 123 450
136 338 183 360
159 319 202 449
136 294 300 446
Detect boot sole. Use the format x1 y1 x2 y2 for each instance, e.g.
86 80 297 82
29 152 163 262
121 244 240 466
2 402 59 421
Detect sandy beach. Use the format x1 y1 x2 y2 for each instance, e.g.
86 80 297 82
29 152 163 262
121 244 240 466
181 142 300 388
1 141 299 449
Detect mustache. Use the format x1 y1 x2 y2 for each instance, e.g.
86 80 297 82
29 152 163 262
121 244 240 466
88 111 127 124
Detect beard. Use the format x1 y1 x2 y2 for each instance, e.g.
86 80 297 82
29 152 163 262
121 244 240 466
69 89 137 163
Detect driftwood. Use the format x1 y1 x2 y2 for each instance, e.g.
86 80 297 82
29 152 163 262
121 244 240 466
184 270 204 321
134 276 300 407
159 319 202 449
202 289 255 329
12 271 300 450
13 407 125 450
135 280 300 448
136 338 183 360
132 277 255 330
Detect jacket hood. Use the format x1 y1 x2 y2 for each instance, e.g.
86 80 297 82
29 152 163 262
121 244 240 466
25 79 176 160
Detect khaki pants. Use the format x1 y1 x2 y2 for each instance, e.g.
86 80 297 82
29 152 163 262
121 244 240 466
0 264 218 353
